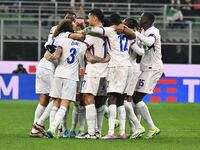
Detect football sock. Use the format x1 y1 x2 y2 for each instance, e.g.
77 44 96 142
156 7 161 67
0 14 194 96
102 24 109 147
118 105 126 135
86 104 96 135
49 106 58 125
133 105 142 121
96 105 105 133
37 101 53 126
60 110 68 131
70 102 79 131
108 104 116 135
104 105 110 119
135 101 155 130
50 106 66 132
124 101 142 130
78 106 85 132
33 104 46 123
32 104 46 133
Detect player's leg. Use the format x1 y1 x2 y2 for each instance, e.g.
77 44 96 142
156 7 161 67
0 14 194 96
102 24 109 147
70 100 79 137
95 96 107 137
47 99 70 138
77 94 85 135
116 94 126 139
133 92 160 139
125 96 145 139
101 93 117 139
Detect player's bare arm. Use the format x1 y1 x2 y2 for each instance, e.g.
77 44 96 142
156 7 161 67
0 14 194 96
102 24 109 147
45 47 63 61
85 50 110 64
69 33 85 41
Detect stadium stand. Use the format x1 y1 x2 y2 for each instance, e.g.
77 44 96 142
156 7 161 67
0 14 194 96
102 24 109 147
0 0 199 63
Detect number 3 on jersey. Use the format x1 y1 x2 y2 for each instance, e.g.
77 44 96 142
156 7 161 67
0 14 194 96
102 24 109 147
67 48 76 64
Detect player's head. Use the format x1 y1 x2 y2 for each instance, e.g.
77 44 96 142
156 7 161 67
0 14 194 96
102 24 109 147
109 13 121 26
53 19 74 38
123 18 138 30
103 17 111 27
64 11 76 22
75 16 86 31
87 9 104 26
139 12 155 28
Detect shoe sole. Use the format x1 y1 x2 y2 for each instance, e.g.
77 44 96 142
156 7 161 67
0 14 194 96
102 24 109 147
46 131 54 138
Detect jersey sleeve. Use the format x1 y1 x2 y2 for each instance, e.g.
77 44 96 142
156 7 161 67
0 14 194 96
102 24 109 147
103 27 115 37
135 31 156 47
82 35 93 48
130 40 144 56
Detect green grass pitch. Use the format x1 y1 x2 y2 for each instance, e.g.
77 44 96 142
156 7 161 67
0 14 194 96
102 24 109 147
0 100 200 150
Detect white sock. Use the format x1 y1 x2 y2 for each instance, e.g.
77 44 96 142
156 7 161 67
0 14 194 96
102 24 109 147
33 104 46 123
50 106 66 132
49 106 58 125
108 104 116 135
32 104 46 133
85 104 96 135
96 105 105 133
133 105 142 121
124 101 142 130
78 106 85 132
70 102 79 131
104 105 110 119
135 101 155 130
60 110 68 131
37 101 53 126
118 105 126 135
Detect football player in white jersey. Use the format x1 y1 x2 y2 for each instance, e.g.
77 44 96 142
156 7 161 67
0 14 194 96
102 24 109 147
120 18 146 139
79 13 140 139
32 18 85 138
45 19 87 138
132 13 163 139
77 9 110 139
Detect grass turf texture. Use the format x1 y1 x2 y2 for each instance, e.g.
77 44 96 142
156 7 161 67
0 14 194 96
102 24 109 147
0 100 200 150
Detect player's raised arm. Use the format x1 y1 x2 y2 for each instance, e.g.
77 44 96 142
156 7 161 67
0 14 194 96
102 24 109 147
134 31 156 47
130 41 144 56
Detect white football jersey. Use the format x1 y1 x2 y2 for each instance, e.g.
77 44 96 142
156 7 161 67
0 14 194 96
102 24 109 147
54 38 85 81
140 26 163 71
83 35 108 77
103 27 133 67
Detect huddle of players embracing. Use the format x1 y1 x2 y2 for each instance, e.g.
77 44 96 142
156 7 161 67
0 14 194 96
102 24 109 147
30 9 163 140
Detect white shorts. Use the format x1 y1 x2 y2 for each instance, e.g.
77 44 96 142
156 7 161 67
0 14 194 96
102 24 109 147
107 66 133 94
35 67 54 95
135 69 163 94
50 77 77 101
127 71 139 96
97 77 107 96
81 75 101 96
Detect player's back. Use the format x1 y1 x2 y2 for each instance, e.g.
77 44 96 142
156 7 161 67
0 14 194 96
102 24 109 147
104 27 132 67
54 37 83 81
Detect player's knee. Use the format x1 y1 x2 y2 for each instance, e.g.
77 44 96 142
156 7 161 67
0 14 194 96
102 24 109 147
132 92 143 104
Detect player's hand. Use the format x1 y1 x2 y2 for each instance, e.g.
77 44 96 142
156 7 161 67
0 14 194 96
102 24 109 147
80 68 85 78
103 53 110 63
85 50 94 63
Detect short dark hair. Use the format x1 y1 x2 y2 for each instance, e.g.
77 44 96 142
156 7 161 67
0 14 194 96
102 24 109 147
110 13 121 26
103 17 111 27
124 18 138 29
89 9 104 23
143 13 155 23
